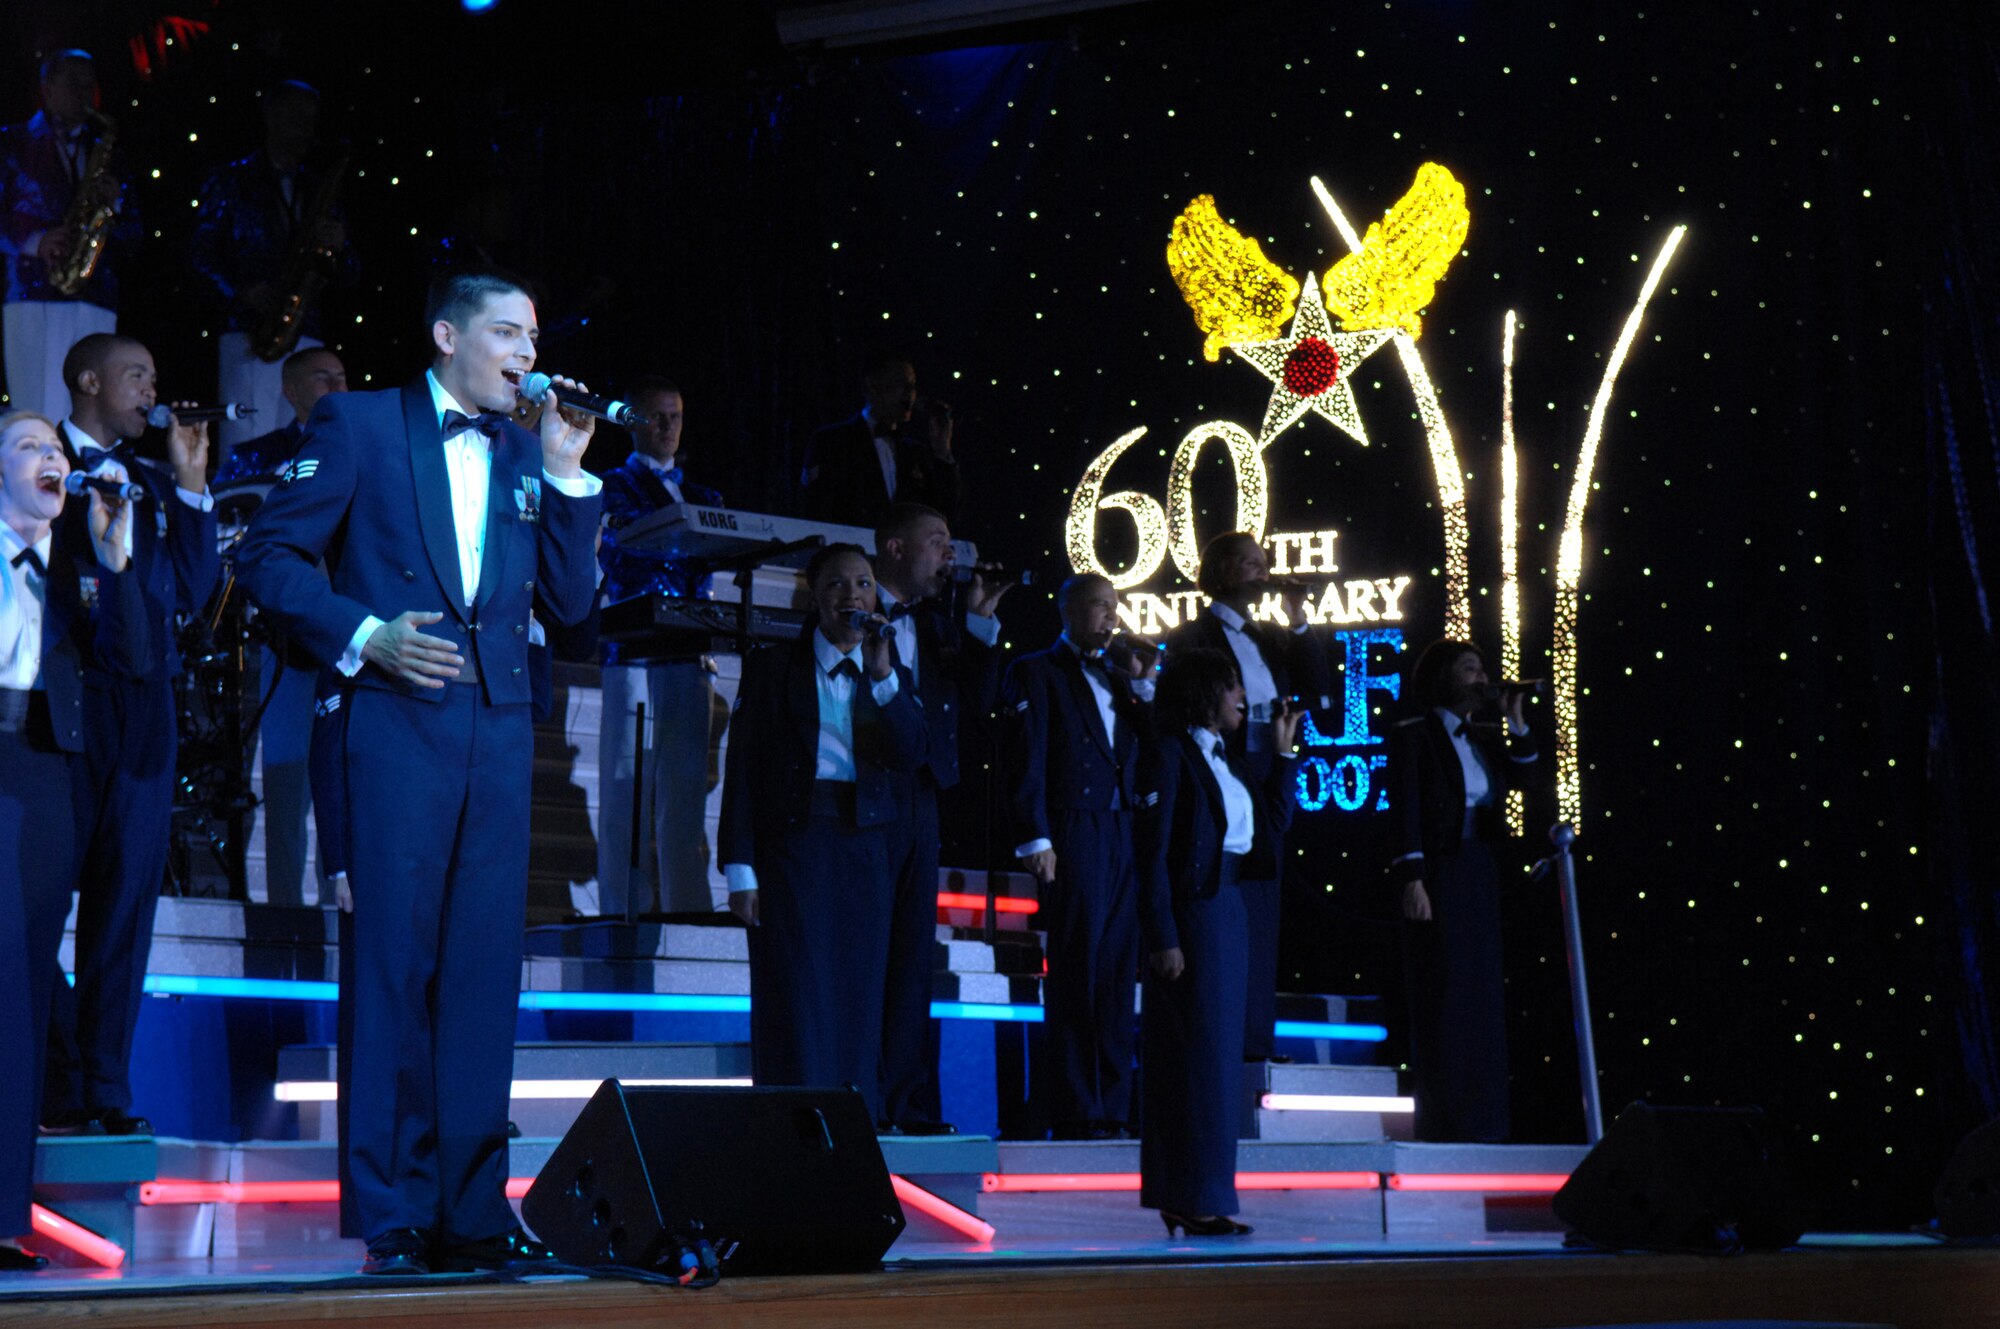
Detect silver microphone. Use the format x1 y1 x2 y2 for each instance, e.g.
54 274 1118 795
843 609 895 640
146 403 255 428
517 373 649 427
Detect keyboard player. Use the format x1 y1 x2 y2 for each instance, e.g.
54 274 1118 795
596 376 726 916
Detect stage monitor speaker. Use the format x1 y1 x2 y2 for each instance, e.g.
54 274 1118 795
522 1081 906 1275
1552 1102 1804 1252
1934 1115 2000 1238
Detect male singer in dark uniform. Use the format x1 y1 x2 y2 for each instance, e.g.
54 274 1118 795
0 50 140 421
596 376 724 917
1164 531 1331 1065
1003 573 1155 1139
45 334 217 1137
189 79 357 455
234 271 602 1275
0 410 144 1270
798 356 958 529
1386 638 1536 1142
870 502 1007 1133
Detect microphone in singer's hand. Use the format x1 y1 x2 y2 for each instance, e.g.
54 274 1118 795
843 609 895 640
949 563 1037 587
146 403 254 428
517 373 650 428
1481 679 1548 700
65 471 147 502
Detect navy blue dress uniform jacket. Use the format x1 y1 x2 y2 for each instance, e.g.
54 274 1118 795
1385 711 1538 882
1162 610 1333 761
717 628 927 862
1136 733 1299 956
798 413 959 529
188 151 359 338
1001 644 1146 841
30 541 152 740
231 379 602 702
0 110 143 307
893 599 1000 792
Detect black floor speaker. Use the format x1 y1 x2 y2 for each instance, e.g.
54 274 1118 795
1934 1115 2000 1238
1552 1102 1804 1252
522 1082 906 1275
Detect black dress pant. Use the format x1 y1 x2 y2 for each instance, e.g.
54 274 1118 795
2 704 77 1232
1402 835 1509 1142
879 779 943 1127
1235 745 1281 1061
1043 808 1138 1132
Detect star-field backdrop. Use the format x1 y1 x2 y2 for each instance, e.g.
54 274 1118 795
4 0 1987 1226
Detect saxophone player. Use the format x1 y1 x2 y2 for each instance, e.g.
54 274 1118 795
190 80 358 456
0 51 137 422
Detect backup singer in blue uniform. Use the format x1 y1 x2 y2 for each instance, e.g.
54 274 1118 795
1137 649 1301 1237
1387 638 1537 1143
0 411 145 1270
46 334 217 1138
720 544 926 1125
1163 531 1331 1065
1003 573 1155 1139
234 271 602 1276
870 502 1007 1134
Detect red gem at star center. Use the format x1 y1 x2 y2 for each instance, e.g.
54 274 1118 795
1281 336 1342 397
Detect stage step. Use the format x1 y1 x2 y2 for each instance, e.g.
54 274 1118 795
274 1042 756 1141
1242 1061 1409 1142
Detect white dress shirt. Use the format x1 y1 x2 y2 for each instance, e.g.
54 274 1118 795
1191 726 1256 855
635 452 684 504
874 584 1000 690
62 419 214 561
338 371 604 675
722 628 900 897
0 526 54 690
1206 600 1296 753
1436 706 1495 808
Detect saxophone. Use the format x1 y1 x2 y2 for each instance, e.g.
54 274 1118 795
47 110 118 298
252 149 350 363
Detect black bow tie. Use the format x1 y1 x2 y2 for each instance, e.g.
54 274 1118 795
11 546 45 577
1453 719 1471 738
830 658 862 682
883 600 916 622
440 409 506 442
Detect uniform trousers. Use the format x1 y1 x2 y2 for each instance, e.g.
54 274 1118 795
0 704 76 1233
879 778 944 1128
1042 808 1139 1132
47 667 178 1117
215 330 321 455
2 300 116 422
595 660 714 916
1140 852 1248 1218
1402 830 1509 1143
340 682 531 1244
1234 743 1282 1061
747 781 897 1127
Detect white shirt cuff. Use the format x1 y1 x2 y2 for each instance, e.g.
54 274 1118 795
339 615 385 677
1130 677 1156 702
22 230 45 258
870 671 900 707
963 611 1001 646
1508 718 1530 737
176 486 215 512
1015 838 1053 859
543 469 603 498
723 863 759 895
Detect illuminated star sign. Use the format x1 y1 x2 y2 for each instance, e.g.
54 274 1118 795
1229 273 1396 447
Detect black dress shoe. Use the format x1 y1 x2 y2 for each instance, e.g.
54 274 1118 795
0 1245 49 1272
1160 1211 1253 1237
432 1227 558 1272
895 1120 958 1137
96 1109 152 1136
361 1228 431 1276
38 1110 104 1136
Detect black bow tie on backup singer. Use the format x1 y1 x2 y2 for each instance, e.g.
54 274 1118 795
440 409 507 442
10 546 44 576
883 601 916 623
1454 719 1471 738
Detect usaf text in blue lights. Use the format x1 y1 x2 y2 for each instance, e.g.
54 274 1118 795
1296 628 1402 814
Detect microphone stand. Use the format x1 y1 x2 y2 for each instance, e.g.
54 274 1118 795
1531 821 1604 1143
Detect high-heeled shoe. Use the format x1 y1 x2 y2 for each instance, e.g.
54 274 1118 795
1160 1211 1252 1237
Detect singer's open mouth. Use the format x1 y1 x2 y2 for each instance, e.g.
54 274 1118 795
36 469 64 495
501 369 524 388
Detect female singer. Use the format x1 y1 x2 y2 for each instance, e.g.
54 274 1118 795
1137 647 1301 1237
0 410 141 1269
718 543 926 1126
1386 638 1537 1142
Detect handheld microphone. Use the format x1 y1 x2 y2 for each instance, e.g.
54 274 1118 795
1254 576 1321 596
1481 679 1548 700
517 373 650 428
65 471 147 502
1246 693 1333 723
146 403 255 428
843 609 896 640
949 563 1037 588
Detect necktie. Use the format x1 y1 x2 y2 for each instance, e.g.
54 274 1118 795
1213 739 1226 761
11 546 45 577
440 409 506 442
1454 719 1471 738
